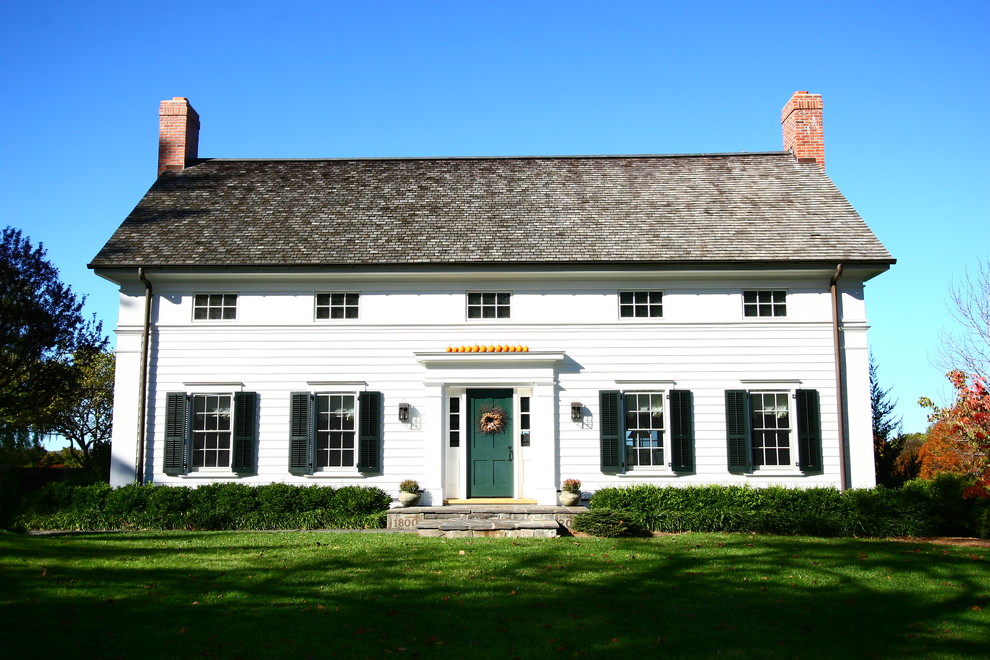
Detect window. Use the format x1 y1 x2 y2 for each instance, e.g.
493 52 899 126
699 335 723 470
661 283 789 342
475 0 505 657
624 392 665 467
599 389 694 473
315 394 356 468
743 290 786 317
164 391 257 475
467 292 510 319
619 291 662 318
289 391 382 474
448 396 461 447
193 293 237 320
519 396 531 446
191 394 232 468
725 389 822 472
316 293 359 320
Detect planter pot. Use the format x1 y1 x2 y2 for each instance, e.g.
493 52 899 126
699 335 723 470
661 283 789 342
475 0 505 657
398 491 422 507
558 490 581 506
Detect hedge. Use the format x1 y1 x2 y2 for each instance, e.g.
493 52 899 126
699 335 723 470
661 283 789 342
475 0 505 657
14 482 391 531
585 475 990 538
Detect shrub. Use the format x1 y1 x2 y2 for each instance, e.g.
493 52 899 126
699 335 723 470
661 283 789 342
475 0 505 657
14 483 390 531
572 509 642 537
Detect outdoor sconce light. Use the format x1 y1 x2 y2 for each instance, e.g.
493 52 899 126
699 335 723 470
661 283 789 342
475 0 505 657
398 403 410 423
571 402 583 422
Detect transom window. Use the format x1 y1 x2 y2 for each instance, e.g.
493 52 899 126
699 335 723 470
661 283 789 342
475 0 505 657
315 394 357 468
750 391 791 466
467 292 510 319
316 293 359 320
743 290 786 317
619 291 663 318
193 293 237 320
624 392 665 467
191 394 232 468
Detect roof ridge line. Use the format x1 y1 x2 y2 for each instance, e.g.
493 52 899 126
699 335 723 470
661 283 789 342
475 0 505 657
192 151 791 163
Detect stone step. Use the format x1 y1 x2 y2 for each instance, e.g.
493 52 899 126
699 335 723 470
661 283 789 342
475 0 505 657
386 504 586 538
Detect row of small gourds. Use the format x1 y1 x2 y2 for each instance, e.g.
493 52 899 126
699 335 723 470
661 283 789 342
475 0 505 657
446 344 530 353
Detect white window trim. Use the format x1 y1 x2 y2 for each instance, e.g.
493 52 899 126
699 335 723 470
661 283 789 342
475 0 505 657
617 289 664 321
187 391 235 473
741 289 788 320
315 291 360 322
465 291 511 321
746 388 799 472
622 389 673 474
192 292 239 322
312 391 360 472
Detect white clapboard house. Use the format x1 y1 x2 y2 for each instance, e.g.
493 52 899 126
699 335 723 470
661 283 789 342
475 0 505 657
91 92 893 504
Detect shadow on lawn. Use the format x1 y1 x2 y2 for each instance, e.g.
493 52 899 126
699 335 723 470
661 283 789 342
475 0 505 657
1 532 987 658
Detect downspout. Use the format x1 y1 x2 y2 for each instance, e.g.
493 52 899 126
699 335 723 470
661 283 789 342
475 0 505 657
830 264 848 492
136 268 153 485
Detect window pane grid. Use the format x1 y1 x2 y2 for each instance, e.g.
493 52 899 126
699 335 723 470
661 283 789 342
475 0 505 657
619 291 662 318
194 294 237 320
316 394 356 468
467 292 510 319
191 394 232 468
448 396 460 447
743 290 786 317
751 392 791 466
316 293 359 320
624 392 665 467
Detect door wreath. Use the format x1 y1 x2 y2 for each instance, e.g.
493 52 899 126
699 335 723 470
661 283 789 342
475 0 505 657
479 406 507 434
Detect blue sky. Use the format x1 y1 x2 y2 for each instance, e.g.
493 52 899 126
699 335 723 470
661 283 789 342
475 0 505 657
2 0 987 434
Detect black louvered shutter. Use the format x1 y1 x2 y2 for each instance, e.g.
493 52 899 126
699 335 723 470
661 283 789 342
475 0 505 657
232 392 258 474
599 390 623 473
164 393 188 476
289 392 312 475
669 390 695 473
726 390 752 472
796 389 823 472
357 391 383 472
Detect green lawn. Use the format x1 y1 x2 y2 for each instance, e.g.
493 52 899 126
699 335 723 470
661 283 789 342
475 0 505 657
1 531 988 658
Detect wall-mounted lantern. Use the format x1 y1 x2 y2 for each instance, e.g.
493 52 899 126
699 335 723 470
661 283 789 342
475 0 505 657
571 402 583 422
398 403 411 423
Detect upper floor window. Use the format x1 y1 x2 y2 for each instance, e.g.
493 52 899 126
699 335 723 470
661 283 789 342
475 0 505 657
193 293 237 320
467 292 510 319
743 290 786 317
316 293 359 320
619 291 662 318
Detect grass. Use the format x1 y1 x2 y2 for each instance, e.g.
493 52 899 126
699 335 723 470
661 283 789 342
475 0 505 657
1 531 988 658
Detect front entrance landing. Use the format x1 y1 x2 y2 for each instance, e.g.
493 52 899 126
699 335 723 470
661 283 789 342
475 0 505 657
386 504 586 538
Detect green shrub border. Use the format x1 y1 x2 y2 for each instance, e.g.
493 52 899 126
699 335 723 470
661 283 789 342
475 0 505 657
585 474 989 539
13 482 391 532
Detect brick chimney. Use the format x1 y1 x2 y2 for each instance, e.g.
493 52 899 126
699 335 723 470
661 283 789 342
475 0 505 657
781 91 824 170
158 97 200 176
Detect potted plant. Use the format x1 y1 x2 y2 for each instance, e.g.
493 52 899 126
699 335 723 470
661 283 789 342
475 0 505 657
559 478 582 506
398 479 422 507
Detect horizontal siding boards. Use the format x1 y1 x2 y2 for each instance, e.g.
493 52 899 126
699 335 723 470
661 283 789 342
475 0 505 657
142 285 846 488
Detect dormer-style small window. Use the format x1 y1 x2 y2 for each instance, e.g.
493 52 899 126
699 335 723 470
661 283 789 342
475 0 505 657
316 293 359 320
467 292 510 319
619 291 662 318
743 290 786 317
193 293 237 320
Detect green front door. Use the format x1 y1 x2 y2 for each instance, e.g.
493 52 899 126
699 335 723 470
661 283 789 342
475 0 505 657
468 389 514 498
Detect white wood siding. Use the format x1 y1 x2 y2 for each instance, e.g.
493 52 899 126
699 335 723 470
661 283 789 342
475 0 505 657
109 269 876 500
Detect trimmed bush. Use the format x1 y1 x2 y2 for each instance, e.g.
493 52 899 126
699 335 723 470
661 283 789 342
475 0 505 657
15 483 391 531
572 509 642 537
589 480 989 539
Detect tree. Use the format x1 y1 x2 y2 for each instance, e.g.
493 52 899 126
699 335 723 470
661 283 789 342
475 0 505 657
42 349 114 476
870 353 903 486
0 227 106 430
919 370 990 487
937 260 989 381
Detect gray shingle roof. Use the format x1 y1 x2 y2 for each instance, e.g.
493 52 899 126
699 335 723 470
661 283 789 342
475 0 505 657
90 153 893 269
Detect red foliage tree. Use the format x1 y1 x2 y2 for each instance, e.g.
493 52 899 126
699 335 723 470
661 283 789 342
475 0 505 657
919 371 990 496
